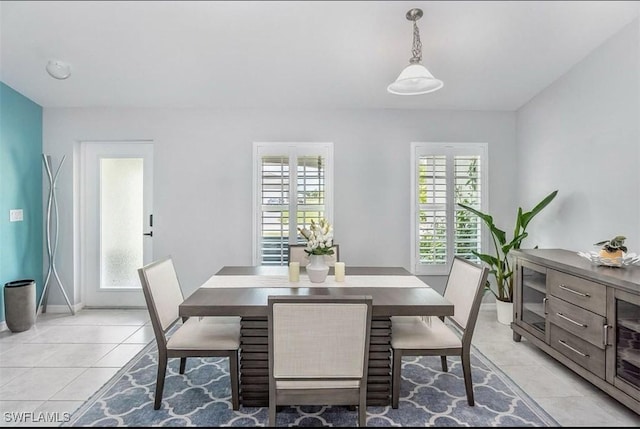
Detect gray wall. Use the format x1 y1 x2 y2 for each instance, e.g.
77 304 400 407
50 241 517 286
516 18 640 253
43 108 516 303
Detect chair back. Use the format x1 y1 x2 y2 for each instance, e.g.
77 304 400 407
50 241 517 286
268 295 371 381
444 257 489 336
288 244 339 267
138 257 185 341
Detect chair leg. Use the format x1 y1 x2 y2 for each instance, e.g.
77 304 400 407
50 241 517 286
268 395 276 427
155 354 168 410
440 356 448 372
229 351 239 411
461 349 474 406
358 394 366 427
391 349 402 409
179 357 187 374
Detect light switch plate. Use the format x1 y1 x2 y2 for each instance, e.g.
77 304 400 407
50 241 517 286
9 209 23 222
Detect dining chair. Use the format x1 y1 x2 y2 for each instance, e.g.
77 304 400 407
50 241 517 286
138 257 241 410
288 243 340 267
268 295 372 427
390 256 489 408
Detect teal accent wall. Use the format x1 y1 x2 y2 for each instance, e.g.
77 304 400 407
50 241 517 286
0 82 43 323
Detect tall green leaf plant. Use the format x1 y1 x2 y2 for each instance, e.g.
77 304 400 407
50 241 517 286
458 190 558 303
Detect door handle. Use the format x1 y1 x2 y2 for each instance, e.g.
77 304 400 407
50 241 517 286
143 231 153 237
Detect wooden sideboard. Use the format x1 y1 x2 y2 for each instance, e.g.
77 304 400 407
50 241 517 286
512 249 640 414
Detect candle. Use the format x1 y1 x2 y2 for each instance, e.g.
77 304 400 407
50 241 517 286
334 262 345 282
289 261 300 282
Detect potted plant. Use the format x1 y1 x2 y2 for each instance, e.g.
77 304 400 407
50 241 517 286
458 190 558 324
594 235 627 266
298 218 335 283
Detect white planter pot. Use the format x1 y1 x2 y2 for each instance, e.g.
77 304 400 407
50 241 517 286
306 254 329 283
496 300 513 325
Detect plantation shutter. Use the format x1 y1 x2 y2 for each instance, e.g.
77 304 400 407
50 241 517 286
255 143 333 266
260 156 290 265
413 144 486 275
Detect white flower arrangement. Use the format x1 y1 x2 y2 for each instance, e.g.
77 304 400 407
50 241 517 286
297 218 335 256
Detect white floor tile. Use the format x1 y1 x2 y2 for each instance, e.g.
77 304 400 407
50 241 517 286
50 367 119 401
37 310 149 326
36 343 117 367
122 325 155 344
25 325 140 344
0 344 65 367
30 400 84 427
0 401 45 427
535 395 636 426
0 325 53 344
0 367 85 401
0 368 31 388
92 344 146 367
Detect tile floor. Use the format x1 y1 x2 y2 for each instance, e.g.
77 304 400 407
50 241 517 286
0 307 638 427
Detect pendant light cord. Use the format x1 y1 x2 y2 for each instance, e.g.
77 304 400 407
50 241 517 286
410 20 422 64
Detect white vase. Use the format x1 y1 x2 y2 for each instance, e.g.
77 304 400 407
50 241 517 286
306 254 329 283
496 300 514 325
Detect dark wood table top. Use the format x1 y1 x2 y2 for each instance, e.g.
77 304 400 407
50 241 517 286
180 266 452 318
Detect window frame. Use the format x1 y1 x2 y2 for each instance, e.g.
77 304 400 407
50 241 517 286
252 142 334 266
410 142 489 275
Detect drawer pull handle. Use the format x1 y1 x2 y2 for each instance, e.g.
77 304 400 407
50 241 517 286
603 324 610 347
543 297 548 315
558 284 590 298
558 340 589 358
557 312 587 328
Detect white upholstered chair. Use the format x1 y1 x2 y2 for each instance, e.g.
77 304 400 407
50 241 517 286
138 257 241 410
268 295 372 427
391 257 489 408
288 244 340 267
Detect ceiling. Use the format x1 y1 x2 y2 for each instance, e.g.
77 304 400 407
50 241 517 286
1 1 638 111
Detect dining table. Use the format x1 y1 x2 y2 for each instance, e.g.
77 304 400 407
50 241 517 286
179 265 453 407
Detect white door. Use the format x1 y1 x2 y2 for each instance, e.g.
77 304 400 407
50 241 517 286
81 141 153 307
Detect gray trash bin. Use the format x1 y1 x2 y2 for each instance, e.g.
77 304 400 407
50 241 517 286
4 279 36 332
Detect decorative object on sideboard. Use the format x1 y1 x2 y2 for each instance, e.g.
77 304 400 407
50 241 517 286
577 235 639 268
387 8 443 96
591 235 633 267
39 154 75 315
577 251 640 267
458 190 558 325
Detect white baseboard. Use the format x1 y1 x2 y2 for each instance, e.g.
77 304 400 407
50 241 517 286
37 302 85 314
0 321 7 332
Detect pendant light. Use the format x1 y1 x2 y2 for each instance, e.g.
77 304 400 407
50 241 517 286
387 8 443 95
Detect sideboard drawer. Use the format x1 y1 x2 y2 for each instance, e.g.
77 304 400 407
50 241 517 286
547 295 606 349
548 269 606 316
549 323 605 379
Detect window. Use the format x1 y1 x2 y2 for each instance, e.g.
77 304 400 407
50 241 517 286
253 143 333 265
411 143 487 275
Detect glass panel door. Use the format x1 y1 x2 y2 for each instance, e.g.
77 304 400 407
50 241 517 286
82 142 153 307
517 261 547 339
616 298 640 389
100 158 145 288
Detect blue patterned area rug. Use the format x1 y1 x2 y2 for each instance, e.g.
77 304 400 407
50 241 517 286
66 342 558 427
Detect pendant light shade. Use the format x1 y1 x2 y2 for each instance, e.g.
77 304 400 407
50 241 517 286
387 64 443 95
388 8 443 96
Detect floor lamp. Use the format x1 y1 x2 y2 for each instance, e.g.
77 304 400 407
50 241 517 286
39 154 75 315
